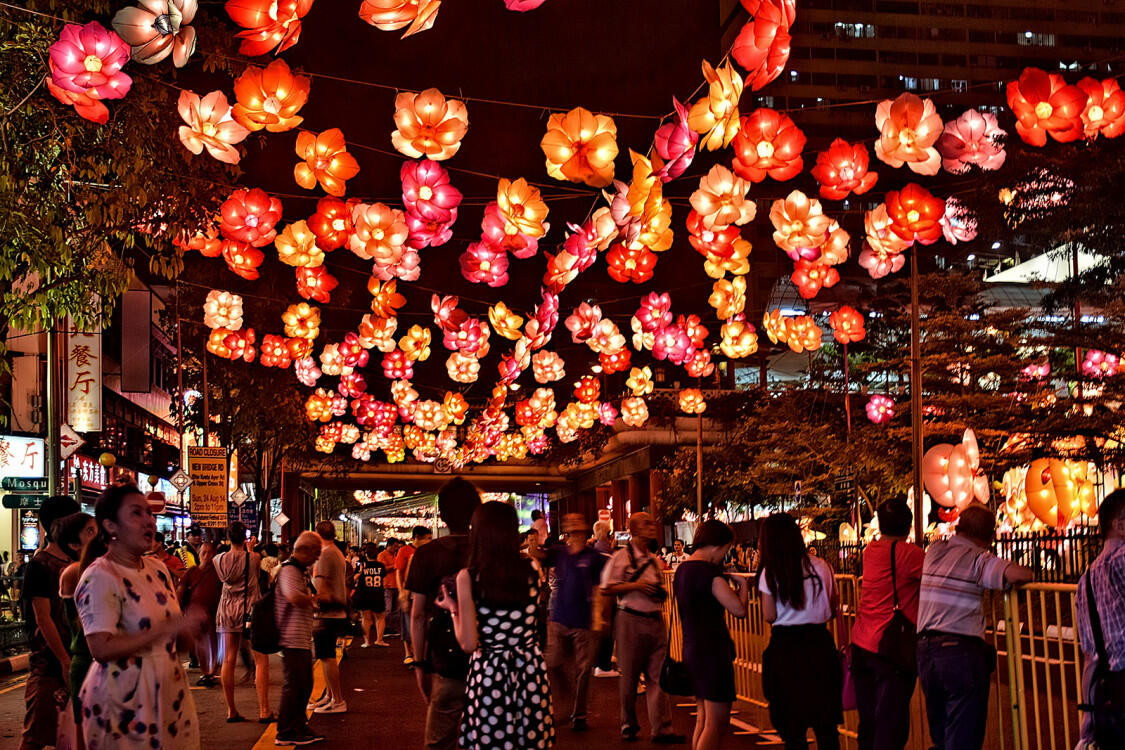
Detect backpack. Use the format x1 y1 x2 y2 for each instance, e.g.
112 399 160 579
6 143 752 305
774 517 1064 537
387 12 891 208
249 559 296 654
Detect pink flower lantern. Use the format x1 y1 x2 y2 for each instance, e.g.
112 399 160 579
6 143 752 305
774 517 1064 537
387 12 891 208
636 292 673 333
532 351 565 384
653 98 698 181
401 160 462 223
338 372 367 399
858 245 905 280
294 357 321 386
599 402 619 427
49 22 132 100
405 210 456 249
480 202 540 260
1020 362 1050 380
866 395 895 424
382 350 414 380
653 324 693 366
937 109 1007 174
1082 350 1119 378
565 303 602 343
460 242 509 286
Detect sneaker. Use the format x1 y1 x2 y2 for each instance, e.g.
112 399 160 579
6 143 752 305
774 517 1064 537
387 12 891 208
652 733 687 745
276 732 325 746
306 693 330 711
360 642 370 649
594 668 619 678
621 726 640 742
313 700 348 714
403 656 414 666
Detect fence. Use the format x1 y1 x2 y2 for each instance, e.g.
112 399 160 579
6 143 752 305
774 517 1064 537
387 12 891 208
663 574 1087 750
815 527 1102 584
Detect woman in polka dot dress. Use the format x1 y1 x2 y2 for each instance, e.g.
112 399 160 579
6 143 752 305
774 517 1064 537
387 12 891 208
75 485 206 750
440 501 555 750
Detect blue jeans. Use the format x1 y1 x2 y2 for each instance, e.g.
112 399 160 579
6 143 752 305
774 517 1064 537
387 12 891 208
917 634 993 750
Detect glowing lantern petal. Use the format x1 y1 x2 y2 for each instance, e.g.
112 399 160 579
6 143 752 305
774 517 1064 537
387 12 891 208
541 107 619 188
232 59 309 133
1006 67 1088 147
811 138 878 200
294 128 360 197
391 88 468 160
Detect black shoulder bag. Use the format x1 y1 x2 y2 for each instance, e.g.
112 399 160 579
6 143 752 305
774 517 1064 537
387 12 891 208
250 558 295 654
241 551 251 637
659 573 693 697
877 541 918 675
1081 574 1125 741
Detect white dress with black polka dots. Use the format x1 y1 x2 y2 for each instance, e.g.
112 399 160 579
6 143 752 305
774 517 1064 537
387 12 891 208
460 577 554 750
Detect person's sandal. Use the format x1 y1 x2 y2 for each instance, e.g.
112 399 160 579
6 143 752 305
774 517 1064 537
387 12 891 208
259 714 277 724
226 715 246 723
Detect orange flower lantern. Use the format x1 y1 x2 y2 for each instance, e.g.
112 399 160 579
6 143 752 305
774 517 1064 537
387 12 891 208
1006 67 1088 146
443 392 469 425
709 276 746 320
763 308 790 345
1023 459 1089 527
730 108 805 183
497 178 549 239
350 202 409 262
446 352 481 384
687 210 741 260
720 320 758 359
874 93 943 175
731 0 795 91
540 107 619 187
391 88 468 160
626 367 654 397
308 197 355 250
220 240 264 281
599 349 632 375
231 59 309 133
885 184 945 245
785 316 822 354
829 305 866 344
620 397 649 428
398 325 432 362
688 60 744 151
296 266 337 303
631 314 654 351
769 190 832 261
319 343 348 377
1076 77 1125 140
703 238 752 280
685 349 714 378
820 223 851 266
863 204 911 258
679 388 707 415
206 328 233 359
811 138 878 200
357 314 398 353
282 302 320 340
574 376 600 404
305 388 334 423
275 220 324 268
689 165 756 229
225 0 313 56
532 350 565 384
488 302 524 341
367 277 407 318
358 0 441 38
294 128 360 197
176 90 249 165
791 259 839 300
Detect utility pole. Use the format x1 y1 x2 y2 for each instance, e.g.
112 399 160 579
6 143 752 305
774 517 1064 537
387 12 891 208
46 327 60 497
910 252 925 543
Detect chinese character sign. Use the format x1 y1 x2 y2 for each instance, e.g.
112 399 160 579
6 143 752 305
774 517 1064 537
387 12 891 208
187 446 228 528
0 435 46 479
67 323 102 432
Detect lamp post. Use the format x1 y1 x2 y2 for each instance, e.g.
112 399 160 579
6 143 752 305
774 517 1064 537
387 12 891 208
910 251 925 543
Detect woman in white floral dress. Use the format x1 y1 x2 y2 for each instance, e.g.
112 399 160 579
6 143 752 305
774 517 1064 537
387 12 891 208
76 485 206 750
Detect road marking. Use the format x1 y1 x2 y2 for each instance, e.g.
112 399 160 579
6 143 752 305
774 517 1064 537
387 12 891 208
0 676 28 695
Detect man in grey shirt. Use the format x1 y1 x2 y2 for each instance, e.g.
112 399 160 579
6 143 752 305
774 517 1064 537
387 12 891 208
309 521 349 715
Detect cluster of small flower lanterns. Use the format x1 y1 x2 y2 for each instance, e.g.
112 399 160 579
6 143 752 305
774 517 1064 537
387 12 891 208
48 1 1125 467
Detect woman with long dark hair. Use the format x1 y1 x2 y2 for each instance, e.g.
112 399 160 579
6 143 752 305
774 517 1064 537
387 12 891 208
56 512 97 744
75 484 206 749
674 520 750 750
756 513 842 750
439 501 554 750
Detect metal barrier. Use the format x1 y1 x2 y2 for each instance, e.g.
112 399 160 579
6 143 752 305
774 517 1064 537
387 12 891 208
662 574 1086 750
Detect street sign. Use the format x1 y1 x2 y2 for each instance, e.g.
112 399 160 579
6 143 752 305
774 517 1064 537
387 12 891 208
1 477 47 492
169 469 192 493
794 480 802 502
834 473 856 495
230 487 248 506
59 424 85 461
274 512 290 527
2 494 46 510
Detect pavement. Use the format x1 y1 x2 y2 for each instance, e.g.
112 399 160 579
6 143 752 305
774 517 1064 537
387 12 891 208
0 634 788 749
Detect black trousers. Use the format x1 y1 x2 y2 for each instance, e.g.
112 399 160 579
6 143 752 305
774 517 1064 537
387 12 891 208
850 645 914 750
278 648 314 738
917 634 993 750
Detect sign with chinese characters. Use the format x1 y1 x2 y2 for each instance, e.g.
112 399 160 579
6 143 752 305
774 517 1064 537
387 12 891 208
0 435 45 479
66 322 102 432
72 454 108 491
187 446 228 528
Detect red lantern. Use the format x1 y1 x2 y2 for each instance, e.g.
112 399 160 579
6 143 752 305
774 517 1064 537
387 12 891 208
599 349 632 375
225 0 313 56
1006 67 1088 146
731 0 795 92
259 335 291 368
574 376 600 404
221 240 264 281
635 292 673 333
220 187 282 247
307 197 355 250
296 266 337 303
811 138 878 200
730 108 805 183
1076 77 1125 140
685 349 714 378
460 242 509 287
829 306 866 344
885 184 945 246
791 259 839 300
606 244 657 284
686 210 740 259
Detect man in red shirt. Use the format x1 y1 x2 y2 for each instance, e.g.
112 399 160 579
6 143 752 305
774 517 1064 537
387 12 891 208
378 538 402 634
396 526 432 664
848 498 925 750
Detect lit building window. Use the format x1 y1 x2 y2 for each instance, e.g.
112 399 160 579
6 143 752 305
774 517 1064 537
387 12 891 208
1018 31 1056 46
903 76 919 90
834 22 876 38
951 79 968 92
921 78 941 91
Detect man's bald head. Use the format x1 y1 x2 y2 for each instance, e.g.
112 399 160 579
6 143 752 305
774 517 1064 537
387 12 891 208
628 512 656 543
292 531 323 564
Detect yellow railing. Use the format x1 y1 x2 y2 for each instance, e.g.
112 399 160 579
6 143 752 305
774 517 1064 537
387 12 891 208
662 573 1086 750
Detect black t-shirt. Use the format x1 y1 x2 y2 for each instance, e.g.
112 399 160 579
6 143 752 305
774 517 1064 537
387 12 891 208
22 549 70 675
355 560 386 593
403 534 470 680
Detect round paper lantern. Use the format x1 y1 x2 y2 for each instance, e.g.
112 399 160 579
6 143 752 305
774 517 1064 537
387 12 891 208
885 184 945 245
679 388 707 415
687 60 744 151
111 0 197 67
731 0 795 91
99 452 116 468
769 190 832 261
391 88 469 160
936 109 1007 174
829 305 865 344
811 138 878 200
220 188 282 247
865 395 894 424
231 59 309 133
203 290 243 330
874 93 943 175
690 165 756 229
48 22 132 100
730 108 805 183
1006 67 1088 146
225 0 313 56
294 128 360 197
1076 77 1125 139
922 429 988 510
540 107 619 188
176 90 249 165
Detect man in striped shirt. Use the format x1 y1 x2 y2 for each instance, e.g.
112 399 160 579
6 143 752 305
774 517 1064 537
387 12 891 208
916 504 1032 750
275 531 324 746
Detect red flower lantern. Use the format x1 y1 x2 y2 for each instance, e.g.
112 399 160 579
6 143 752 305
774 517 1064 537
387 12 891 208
231 59 309 133
1006 67 1088 146
574 376 600 404
685 349 714 378
731 0 795 91
1076 77 1125 140
221 240 264 281
220 188 282 247
599 349 632 375
730 108 805 183
653 324 693 365
296 266 338 303
460 242 509 287
225 0 313 56
885 184 945 245
811 139 878 200
686 210 741 259
259 335 291 368
606 244 657 284
829 305 866 344
307 197 355 250
636 292 673 333
382 350 414 380
791 259 839 300
401 159 462 223
679 388 707 415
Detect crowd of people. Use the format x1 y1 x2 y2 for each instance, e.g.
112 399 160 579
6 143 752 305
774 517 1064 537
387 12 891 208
14 480 1125 750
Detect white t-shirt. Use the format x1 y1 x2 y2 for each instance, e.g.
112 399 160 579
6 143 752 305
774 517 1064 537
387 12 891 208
758 555 835 626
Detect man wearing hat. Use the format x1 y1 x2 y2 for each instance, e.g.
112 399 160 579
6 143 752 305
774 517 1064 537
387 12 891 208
544 513 605 732
178 524 204 568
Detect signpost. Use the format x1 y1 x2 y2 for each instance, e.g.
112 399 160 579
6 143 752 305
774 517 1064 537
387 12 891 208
2 494 47 510
187 446 228 528
2 477 47 492
59 424 85 461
